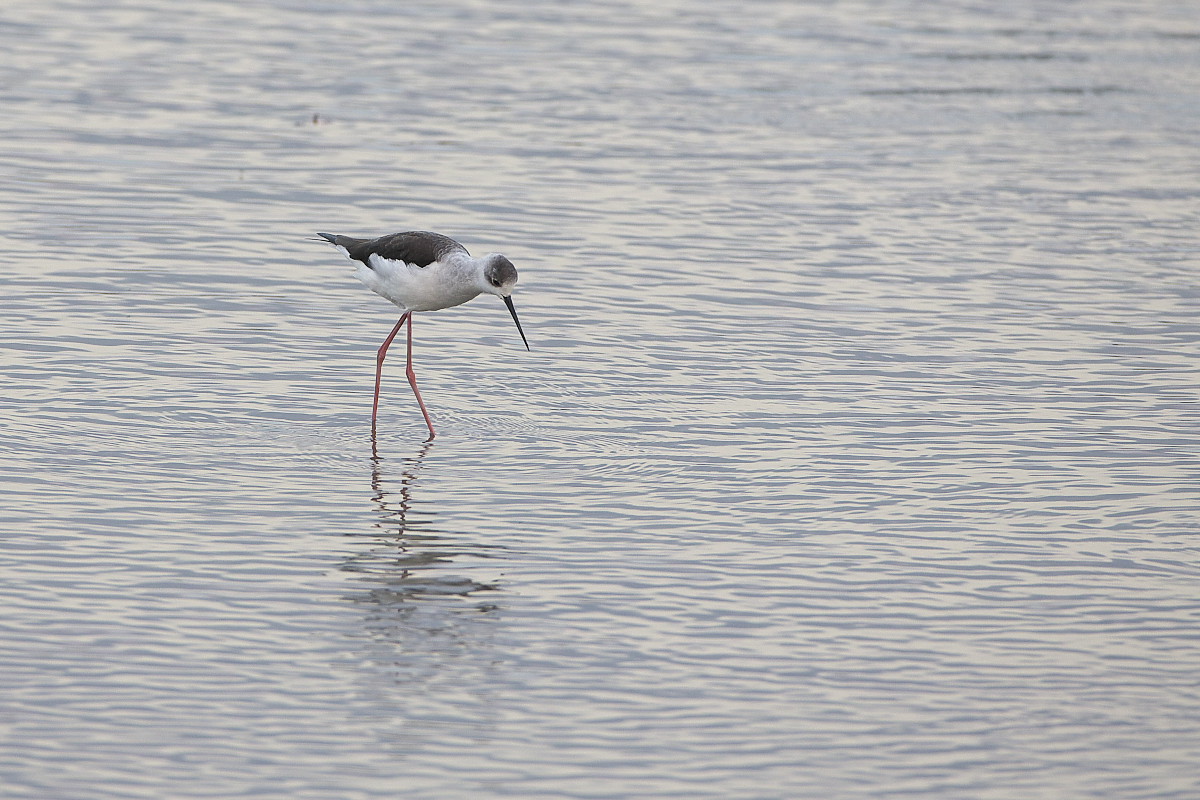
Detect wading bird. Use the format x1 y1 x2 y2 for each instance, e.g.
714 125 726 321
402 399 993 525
317 230 529 440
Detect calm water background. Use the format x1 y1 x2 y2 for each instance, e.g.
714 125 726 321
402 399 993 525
2 1 1199 798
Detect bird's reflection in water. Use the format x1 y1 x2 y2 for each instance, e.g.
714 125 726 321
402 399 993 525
343 434 506 734
340 433 505 624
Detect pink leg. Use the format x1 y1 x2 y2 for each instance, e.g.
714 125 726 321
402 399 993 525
404 314 437 441
373 312 409 426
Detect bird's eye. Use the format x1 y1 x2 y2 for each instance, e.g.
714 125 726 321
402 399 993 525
490 278 501 287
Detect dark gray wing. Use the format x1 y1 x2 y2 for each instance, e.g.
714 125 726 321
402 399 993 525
341 231 469 269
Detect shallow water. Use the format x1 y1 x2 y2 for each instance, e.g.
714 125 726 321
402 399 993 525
2 1 1199 798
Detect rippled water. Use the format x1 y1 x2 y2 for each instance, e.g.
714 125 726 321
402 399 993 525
2 0 1199 797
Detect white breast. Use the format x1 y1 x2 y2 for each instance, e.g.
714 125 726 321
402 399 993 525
356 255 481 312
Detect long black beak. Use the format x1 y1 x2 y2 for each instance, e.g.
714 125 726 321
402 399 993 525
503 295 530 351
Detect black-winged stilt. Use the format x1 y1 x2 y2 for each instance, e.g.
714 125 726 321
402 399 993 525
317 230 529 440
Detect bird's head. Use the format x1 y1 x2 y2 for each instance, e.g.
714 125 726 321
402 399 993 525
480 254 529 351
481 254 519 298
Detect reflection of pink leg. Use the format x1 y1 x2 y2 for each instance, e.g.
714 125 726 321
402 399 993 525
405 314 436 441
373 312 410 426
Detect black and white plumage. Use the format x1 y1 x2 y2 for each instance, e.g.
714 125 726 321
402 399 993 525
316 230 529 440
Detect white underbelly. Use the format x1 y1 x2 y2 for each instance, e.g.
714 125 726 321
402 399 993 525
354 260 480 312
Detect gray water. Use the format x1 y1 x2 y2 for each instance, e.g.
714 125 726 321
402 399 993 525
2 1 1199 798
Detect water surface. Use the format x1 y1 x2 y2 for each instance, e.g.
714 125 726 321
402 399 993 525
2 0 1199 797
